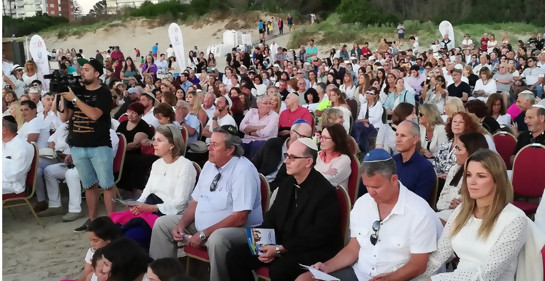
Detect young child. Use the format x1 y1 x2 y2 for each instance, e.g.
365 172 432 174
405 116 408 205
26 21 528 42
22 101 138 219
79 217 121 281
86 248 108 281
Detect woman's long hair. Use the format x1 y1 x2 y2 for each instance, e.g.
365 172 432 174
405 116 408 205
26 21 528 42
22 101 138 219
451 149 513 240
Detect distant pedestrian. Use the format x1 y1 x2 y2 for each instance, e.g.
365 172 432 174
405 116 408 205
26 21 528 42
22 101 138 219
258 20 265 40
278 18 284 35
152 43 158 58
134 48 140 58
287 13 294 32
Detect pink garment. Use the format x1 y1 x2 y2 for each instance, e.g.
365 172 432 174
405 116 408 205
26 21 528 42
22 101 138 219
507 104 522 121
109 210 159 228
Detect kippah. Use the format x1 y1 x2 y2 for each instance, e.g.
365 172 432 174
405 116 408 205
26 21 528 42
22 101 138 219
298 137 318 151
86 59 104 76
363 149 392 162
3 115 16 124
220 125 238 136
532 104 545 109
293 118 309 125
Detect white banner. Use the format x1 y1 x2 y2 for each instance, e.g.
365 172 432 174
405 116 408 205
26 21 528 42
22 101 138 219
439 21 455 51
29 35 50 92
168 23 186 71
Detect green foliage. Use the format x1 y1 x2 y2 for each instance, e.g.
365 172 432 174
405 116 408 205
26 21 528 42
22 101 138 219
336 0 398 25
3 14 68 37
128 1 185 19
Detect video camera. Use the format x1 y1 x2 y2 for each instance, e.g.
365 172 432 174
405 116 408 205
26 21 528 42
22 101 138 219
44 70 81 94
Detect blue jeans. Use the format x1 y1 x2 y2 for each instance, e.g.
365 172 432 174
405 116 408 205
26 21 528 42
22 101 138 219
534 85 543 99
71 146 114 189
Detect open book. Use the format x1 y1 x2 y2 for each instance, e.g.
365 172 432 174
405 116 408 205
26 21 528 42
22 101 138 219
111 198 143 206
246 228 276 255
299 264 340 281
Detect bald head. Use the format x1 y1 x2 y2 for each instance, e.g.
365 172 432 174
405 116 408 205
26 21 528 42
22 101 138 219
286 92 300 109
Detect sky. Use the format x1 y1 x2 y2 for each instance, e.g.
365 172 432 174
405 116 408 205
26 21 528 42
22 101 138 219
78 0 98 15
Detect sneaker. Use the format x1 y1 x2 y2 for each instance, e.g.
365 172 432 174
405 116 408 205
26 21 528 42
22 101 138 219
37 206 64 217
62 212 82 222
74 219 91 233
33 201 48 213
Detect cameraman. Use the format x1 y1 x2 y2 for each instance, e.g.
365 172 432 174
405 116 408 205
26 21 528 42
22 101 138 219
58 59 115 232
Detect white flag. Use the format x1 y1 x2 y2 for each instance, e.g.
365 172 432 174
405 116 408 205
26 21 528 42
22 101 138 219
168 23 186 71
29 35 50 92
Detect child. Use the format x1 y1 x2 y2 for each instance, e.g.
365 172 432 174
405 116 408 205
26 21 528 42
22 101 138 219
146 258 184 281
86 248 108 281
78 217 122 281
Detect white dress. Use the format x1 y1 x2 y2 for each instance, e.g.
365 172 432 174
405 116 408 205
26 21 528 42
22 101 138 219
418 204 528 281
435 164 462 221
314 153 351 190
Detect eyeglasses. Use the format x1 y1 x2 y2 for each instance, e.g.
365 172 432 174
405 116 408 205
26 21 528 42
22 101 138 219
292 129 311 138
210 172 221 192
418 113 424 117
370 220 381 246
319 135 332 140
366 90 376 95
285 154 311 161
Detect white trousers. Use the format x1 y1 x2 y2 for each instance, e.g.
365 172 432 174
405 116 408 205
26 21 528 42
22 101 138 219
35 157 58 202
43 163 82 213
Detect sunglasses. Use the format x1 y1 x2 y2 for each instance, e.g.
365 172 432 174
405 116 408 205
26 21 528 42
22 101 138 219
370 220 381 246
366 90 376 95
210 172 221 192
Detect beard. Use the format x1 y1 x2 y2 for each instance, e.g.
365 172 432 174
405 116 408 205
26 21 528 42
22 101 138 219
82 77 94 85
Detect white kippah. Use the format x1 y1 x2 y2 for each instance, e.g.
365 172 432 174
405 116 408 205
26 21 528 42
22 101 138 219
298 137 318 151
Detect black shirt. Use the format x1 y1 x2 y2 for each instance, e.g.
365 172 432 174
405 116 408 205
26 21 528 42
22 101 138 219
514 111 529 133
514 131 545 155
66 84 112 147
116 119 152 145
482 116 500 135
447 81 471 99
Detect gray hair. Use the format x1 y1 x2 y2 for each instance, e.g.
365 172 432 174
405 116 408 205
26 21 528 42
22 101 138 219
177 100 190 109
156 124 185 157
519 91 536 105
400 120 420 137
314 83 325 94
213 127 244 157
256 95 270 104
267 86 279 94
361 158 397 179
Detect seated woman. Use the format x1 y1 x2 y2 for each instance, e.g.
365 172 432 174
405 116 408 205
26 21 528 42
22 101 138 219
422 75 448 114
316 124 352 191
153 103 176 126
465 99 500 135
384 77 416 115
419 149 537 281
351 87 384 153
441 96 465 123
186 91 208 126
110 124 196 250
418 103 448 159
434 111 496 177
320 108 344 132
329 88 352 133
100 237 151 281
436 132 488 223
376 102 417 155
486 93 512 126
471 67 497 102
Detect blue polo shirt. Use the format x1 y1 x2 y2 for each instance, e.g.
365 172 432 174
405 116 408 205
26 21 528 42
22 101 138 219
394 150 435 201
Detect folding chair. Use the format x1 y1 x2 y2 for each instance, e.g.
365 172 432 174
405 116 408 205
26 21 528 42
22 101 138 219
113 133 127 199
347 154 361 205
512 143 545 216
3 143 43 226
492 131 517 170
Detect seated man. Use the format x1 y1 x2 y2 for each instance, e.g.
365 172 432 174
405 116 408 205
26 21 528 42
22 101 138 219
394 120 436 201
296 149 442 281
511 105 545 165
227 138 343 281
278 93 313 137
240 95 279 158
149 125 263 281
174 100 200 146
202 96 237 144
252 119 312 186
2 116 34 194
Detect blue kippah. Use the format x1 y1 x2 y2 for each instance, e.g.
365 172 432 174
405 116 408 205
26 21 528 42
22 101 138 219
363 149 392 162
293 118 309 125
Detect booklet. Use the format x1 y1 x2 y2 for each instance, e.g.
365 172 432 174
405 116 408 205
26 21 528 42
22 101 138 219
246 228 276 255
299 264 340 281
111 198 143 206
39 148 55 159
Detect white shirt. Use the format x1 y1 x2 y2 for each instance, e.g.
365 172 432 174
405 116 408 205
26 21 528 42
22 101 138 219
156 59 168 74
340 84 357 99
314 153 351 190
166 47 174 58
357 101 384 129
191 156 263 231
205 114 237 144
18 117 49 149
48 123 70 154
142 108 159 128
202 104 216 119
473 79 497 95
2 135 34 194
351 183 442 280
522 67 544 86
376 124 397 155
38 110 61 131
138 157 196 215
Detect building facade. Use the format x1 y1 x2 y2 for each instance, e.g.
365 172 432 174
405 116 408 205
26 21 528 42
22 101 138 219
2 0 73 20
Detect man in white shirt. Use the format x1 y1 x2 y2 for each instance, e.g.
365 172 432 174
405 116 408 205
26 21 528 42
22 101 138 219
140 92 159 128
202 92 216 119
19 100 49 149
156 54 168 74
202 96 236 144
166 44 175 59
522 56 544 98
149 125 262 281
2 116 34 194
37 92 61 131
3 64 25 97
28 87 44 115
297 149 442 281
473 53 491 75
175 100 200 145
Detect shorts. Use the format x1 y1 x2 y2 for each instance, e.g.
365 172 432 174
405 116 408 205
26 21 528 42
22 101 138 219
71 146 114 190
153 53 157 58
398 33 405 39
259 29 265 34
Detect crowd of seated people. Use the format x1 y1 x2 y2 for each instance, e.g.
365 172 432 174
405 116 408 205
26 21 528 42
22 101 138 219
3 32 545 281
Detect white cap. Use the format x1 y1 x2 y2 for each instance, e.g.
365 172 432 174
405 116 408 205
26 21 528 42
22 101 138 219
297 137 318 151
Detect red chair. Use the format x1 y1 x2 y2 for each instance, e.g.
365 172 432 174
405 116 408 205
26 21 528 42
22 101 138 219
347 154 361 205
512 144 545 216
348 136 359 155
255 185 351 280
185 173 270 275
492 131 517 169
2 143 42 226
192 161 201 181
112 133 127 199
118 114 128 123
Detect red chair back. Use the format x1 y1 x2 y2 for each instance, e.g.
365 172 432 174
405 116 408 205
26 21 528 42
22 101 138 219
512 143 545 198
348 136 358 155
493 132 517 169
118 114 128 123
149 125 155 136
192 162 201 182
25 143 39 191
347 154 360 205
113 134 127 175
259 173 271 215
336 185 351 245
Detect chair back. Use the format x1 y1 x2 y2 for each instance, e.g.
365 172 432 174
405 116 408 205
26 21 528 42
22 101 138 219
25 143 39 195
347 154 361 205
118 114 128 123
192 161 201 182
259 173 271 215
149 125 155 136
336 185 351 245
310 111 316 134
113 134 127 184
348 136 358 155
512 144 545 198
181 126 188 156
346 98 358 120
493 131 517 169
428 171 439 211
197 121 204 141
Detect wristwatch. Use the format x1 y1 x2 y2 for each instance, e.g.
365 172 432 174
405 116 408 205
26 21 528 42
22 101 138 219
275 245 281 256
199 231 207 242
71 97 78 105
212 116 218 121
